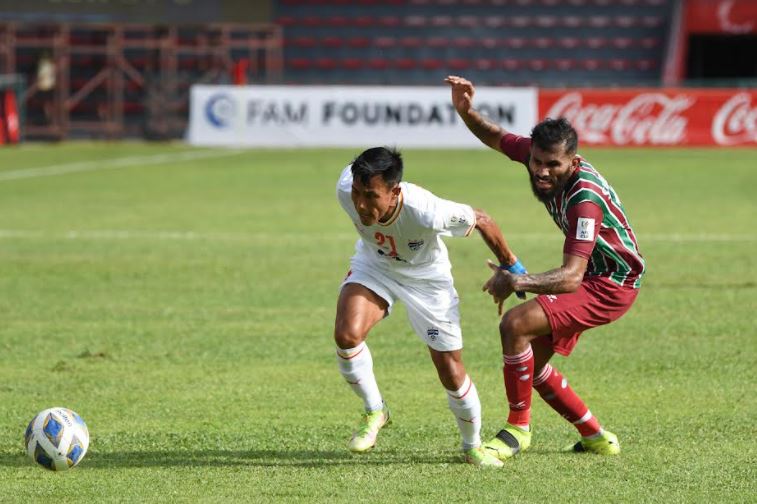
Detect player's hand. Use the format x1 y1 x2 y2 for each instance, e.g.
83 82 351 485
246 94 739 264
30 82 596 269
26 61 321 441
482 260 515 315
501 258 528 300
444 75 475 116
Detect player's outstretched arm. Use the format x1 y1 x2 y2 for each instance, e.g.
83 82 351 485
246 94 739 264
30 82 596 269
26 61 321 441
474 209 527 300
445 75 506 152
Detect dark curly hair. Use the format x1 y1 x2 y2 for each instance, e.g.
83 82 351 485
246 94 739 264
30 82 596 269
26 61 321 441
531 117 578 155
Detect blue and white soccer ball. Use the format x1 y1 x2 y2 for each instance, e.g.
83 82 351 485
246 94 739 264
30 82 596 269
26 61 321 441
25 407 90 471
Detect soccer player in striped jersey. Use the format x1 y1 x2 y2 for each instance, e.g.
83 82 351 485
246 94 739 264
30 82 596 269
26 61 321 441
334 146 527 467
446 75 646 461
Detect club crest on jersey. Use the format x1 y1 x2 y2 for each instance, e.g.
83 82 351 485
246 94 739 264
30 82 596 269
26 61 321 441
408 239 424 251
427 328 439 341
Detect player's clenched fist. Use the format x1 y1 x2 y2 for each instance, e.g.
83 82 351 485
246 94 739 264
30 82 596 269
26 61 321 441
444 75 476 116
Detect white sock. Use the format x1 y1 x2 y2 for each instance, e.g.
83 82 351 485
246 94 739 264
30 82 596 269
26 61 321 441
446 375 482 451
336 342 383 412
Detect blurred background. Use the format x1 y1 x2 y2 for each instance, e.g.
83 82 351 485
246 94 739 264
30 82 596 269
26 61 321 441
0 0 753 144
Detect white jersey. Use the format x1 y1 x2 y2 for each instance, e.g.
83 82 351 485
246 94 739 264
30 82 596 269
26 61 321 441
337 165 476 280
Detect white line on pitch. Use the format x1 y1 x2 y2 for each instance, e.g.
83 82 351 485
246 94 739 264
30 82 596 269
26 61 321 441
0 230 754 243
0 149 245 182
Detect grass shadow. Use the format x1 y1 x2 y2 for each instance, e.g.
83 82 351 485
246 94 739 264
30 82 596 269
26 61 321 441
0 449 457 469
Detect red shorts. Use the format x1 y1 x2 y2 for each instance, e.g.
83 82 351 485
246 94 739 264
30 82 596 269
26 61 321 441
535 276 639 356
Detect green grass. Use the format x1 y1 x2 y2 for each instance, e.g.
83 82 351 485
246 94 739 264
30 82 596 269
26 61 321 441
0 143 755 502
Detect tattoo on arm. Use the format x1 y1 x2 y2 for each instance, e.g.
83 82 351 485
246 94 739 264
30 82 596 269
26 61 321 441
512 266 581 294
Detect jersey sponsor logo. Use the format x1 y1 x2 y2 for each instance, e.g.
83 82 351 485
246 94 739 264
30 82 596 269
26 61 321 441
450 215 469 225
576 217 595 241
407 239 425 251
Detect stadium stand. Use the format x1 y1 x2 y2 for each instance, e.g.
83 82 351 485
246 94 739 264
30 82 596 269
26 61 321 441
275 0 672 86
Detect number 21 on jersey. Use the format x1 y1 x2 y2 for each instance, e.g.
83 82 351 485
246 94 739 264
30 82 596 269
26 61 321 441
374 232 398 257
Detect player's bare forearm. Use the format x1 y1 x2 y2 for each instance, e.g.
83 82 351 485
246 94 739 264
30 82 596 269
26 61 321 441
474 209 517 267
511 254 588 294
460 108 504 151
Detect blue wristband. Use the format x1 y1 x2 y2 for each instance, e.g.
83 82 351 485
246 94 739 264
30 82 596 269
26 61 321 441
501 259 527 275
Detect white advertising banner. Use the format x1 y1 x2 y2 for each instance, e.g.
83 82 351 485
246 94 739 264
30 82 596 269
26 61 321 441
187 85 537 148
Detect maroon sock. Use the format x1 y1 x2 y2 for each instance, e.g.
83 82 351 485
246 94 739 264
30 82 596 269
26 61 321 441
533 364 602 437
503 346 534 428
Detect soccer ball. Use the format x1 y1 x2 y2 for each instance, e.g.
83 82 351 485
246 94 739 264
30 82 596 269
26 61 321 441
25 407 90 471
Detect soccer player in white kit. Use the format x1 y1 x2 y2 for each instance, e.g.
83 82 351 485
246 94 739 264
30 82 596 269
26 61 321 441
334 147 527 467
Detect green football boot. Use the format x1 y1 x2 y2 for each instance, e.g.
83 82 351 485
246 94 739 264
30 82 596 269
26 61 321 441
464 446 505 468
564 430 620 455
483 424 532 461
348 404 391 453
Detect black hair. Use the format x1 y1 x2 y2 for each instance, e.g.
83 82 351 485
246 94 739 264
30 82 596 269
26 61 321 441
350 147 403 187
531 117 578 155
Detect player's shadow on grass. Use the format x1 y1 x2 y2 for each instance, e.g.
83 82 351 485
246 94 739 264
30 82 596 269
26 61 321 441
0 449 457 468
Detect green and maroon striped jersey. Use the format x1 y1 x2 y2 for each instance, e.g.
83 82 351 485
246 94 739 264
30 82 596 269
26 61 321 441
547 158 646 288
500 133 646 288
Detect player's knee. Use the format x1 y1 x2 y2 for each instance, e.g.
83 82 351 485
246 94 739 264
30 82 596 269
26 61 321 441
499 310 528 342
333 320 366 349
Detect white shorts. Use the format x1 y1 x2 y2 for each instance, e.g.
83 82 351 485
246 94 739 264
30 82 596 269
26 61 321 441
340 259 463 352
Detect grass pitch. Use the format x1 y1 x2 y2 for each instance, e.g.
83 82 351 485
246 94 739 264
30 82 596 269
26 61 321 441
0 143 754 502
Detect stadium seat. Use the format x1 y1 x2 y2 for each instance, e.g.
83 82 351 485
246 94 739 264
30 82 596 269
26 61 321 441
501 59 522 71
400 37 423 48
427 37 450 48
612 37 634 49
614 16 638 28
421 58 444 70
341 58 364 70
558 37 581 49
640 37 661 49
452 37 475 48
532 37 555 49
474 58 497 70
527 59 548 71
553 58 577 71
585 37 608 49
315 58 337 70
395 58 417 70
378 16 401 27
608 58 631 71
287 58 312 70
348 37 371 48
503 37 527 49
535 16 558 28
327 16 349 27
588 16 611 28
404 16 427 27
457 16 479 28
322 36 343 48
291 36 316 48
446 58 469 71
374 36 397 48
368 58 390 70
642 16 663 27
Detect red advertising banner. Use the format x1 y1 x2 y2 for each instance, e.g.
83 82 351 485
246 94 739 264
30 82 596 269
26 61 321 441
686 0 757 35
539 89 757 147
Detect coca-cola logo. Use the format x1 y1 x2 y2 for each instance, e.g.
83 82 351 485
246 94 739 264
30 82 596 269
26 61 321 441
546 92 695 145
712 93 757 145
